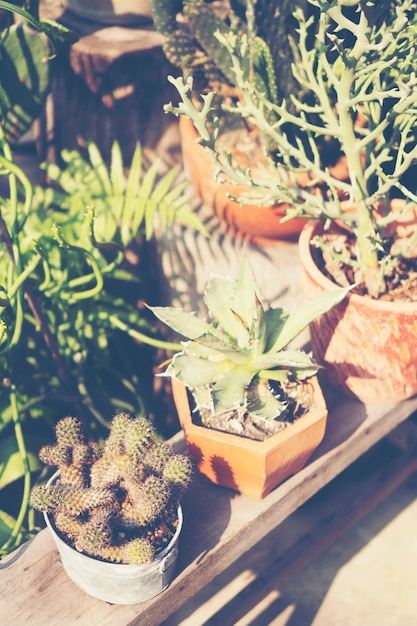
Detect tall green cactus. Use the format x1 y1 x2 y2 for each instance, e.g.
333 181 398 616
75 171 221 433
30 413 192 565
150 0 280 103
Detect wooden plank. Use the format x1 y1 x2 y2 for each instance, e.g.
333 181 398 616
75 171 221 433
203 438 417 625
2 394 417 626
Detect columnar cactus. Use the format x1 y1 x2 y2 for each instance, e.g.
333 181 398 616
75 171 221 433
150 0 281 104
30 414 192 565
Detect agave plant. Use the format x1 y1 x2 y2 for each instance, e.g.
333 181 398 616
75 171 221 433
151 258 348 421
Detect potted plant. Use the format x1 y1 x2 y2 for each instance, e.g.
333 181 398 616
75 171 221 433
150 257 348 499
30 412 192 604
164 0 417 404
150 0 314 241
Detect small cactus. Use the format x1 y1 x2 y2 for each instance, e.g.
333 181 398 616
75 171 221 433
31 413 192 565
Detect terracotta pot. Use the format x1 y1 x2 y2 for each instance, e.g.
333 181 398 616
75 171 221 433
298 217 417 403
62 0 152 25
179 116 308 244
171 377 328 500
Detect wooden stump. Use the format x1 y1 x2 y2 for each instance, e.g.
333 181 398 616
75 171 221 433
39 0 182 164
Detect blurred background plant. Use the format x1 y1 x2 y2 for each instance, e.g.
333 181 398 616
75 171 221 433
150 0 303 120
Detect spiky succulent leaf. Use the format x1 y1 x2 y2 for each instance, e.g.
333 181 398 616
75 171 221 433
267 287 351 352
187 334 249 364
252 349 318 378
203 258 266 351
247 380 286 421
203 274 237 333
210 367 255 412
231 257 263 341
192 386 212 409
149 305 226 341
165 353 234 388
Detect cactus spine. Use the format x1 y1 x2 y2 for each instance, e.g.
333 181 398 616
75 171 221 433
31 413 192 565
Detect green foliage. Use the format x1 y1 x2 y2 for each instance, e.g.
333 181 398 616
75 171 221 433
0 133 203 557
30 413 192 565
0 2 189 560
151 257 348 420
39 141 208 244
0 0 78 559
0 1 77 143
166 0 417 299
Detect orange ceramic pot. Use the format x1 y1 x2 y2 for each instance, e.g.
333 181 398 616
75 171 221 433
171 377 328 500
179 116 307 244
299 218 417 404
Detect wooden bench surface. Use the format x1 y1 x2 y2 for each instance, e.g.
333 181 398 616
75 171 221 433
2 390 417 626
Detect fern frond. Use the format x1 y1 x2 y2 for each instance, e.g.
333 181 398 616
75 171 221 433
37 141 208 244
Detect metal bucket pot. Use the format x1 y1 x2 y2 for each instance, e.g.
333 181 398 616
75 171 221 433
44 475 183 604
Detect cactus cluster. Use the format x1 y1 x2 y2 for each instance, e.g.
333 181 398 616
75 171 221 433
30 413 192 565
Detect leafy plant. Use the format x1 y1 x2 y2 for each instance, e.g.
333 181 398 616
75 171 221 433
0 0 78 558
30 413 192 564
151 257 348 421
38 140 208 244
0 0 77 143
0 2 207 556
165 0 417 299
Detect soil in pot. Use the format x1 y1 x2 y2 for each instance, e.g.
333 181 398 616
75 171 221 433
196 378 315 442
312 221 417 302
